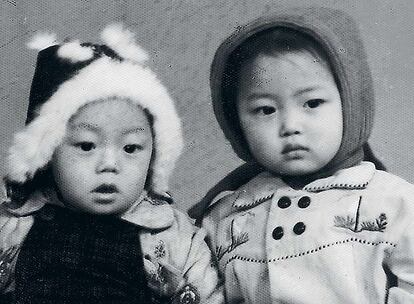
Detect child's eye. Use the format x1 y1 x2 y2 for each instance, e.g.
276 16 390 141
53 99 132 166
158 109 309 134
75 142 95 151
254 106 276 115
123 144 143 154
304 99 325 109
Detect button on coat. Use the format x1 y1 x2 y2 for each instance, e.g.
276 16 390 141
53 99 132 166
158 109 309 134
201 162 414 303
277 196 291 209
272 226 284 240
298 196 311 208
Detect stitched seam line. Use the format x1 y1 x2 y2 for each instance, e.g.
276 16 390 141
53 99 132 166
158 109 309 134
237 182 369 207
234 193 274 209
305 182 368 192
223 237 396 266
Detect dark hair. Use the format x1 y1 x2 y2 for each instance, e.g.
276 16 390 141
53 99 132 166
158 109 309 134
221 27 339 140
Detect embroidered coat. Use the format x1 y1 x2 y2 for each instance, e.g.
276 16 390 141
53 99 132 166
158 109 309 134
201 162 414 303
0 191 224 304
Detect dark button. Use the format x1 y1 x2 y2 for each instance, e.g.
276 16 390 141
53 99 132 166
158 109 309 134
272 226 284 240
298 196 311 208
277 196 291 209
293 222 306 235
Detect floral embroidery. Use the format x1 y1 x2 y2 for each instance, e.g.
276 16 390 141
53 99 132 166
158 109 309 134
174 284 200 304
360 213 387 232
216 213 253 260
334 214 388 232
334 215 355 230
334 197 387 232
154 240 166 259
148 264 165 284
144 255 165 285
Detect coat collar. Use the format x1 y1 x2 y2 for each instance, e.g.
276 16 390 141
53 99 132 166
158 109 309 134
232 161 376 210
303 161 375 192
4 190 175 230
121 192 174 229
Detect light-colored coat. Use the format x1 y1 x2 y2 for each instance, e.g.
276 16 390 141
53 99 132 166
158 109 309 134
202 162 414 303
0 191 223 303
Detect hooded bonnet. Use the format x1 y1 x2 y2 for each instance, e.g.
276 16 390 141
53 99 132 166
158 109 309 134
211 7 375 176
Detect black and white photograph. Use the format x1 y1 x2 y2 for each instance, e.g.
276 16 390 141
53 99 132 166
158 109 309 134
1 0 413 303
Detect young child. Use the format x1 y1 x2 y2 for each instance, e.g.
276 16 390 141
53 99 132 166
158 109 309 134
0 24 223 304
198 7 414 303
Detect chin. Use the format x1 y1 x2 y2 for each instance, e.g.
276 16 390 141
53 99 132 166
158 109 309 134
75 203 122 215
275 164 320 177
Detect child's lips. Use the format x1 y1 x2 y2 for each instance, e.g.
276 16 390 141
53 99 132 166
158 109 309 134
92 184 119 194
92 184 119 202
282 144 309 154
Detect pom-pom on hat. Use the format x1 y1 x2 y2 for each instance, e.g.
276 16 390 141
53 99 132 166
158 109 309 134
6 24 183 196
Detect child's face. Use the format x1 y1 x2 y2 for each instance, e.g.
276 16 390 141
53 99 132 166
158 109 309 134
51 98 153 215
237 51 343 176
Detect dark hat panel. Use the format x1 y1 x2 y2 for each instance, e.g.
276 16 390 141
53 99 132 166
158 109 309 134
26 44 123 124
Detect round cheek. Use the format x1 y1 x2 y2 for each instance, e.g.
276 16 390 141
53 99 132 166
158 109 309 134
124 163 147 187
326 104 343 156
241 118 280 160
51 147 89 199
238 109 260 150
122 150 152 194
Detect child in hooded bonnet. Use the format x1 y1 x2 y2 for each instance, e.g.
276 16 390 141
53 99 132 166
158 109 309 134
0 24 223 304
196 7 414 303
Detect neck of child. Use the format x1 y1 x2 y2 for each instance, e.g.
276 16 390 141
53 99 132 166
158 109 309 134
281 175 316 190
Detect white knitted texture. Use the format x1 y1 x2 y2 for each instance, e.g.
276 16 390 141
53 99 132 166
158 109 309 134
101 23 149 63
7 57 183 194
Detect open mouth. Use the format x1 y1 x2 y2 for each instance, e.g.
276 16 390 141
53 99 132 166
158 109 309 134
92 184 119 194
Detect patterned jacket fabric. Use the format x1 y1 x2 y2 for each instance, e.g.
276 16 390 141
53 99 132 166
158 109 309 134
201 162 414 303
0 191 224 304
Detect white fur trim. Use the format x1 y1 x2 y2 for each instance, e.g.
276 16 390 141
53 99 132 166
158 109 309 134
57 40 94 62
101 23 149 63
7 57 183 194
27 32 58 50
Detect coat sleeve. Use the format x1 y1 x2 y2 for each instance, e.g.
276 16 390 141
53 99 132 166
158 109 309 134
143 209 224 304
0 204 34 294
387 220 414 303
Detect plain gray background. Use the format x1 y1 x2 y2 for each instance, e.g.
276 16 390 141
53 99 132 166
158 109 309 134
1 0 413 211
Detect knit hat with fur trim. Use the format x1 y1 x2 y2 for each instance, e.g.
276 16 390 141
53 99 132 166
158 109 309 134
6 24 183 197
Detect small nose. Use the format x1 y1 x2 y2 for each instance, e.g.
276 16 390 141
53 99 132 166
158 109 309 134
96 147 119 173
279 108 302 137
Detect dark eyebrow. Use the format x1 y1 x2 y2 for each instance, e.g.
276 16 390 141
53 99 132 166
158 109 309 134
121 127 147 135
69 123 147 135
293 86 324 97
70 122 99 132
245 93 277 102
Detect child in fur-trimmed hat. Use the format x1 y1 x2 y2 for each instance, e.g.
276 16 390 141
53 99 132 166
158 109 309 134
196 7 414 303
0 24 223 304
